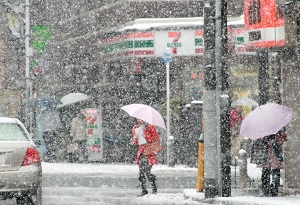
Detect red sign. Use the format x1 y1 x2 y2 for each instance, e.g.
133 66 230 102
244 0 286 50
88 145 101 153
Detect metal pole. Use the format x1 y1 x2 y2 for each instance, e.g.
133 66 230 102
203 1 218 198
166 61 171 166
257 49 269 105
215 0 223 196
25 0 31 130
219 0 231 196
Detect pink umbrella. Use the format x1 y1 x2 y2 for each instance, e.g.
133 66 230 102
240 102 292 140
121 104 166 129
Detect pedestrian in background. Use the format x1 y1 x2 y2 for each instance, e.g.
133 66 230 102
70 112 88 162
132 118 159 196
250 128 287 197
38 106 62 162
229 104 243 165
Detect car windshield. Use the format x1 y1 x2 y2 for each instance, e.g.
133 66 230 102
0 123 28 141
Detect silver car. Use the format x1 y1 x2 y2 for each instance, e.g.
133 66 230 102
0 117 42 204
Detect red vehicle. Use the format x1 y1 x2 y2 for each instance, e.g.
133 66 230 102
244 0 287 50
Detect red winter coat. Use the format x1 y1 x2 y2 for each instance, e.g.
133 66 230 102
230 108 243 127
230 108 243 137
132 124 159 165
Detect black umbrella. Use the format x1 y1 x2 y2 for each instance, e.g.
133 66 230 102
29 96 60 108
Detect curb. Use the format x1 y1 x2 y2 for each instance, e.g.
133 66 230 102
183 188 260 204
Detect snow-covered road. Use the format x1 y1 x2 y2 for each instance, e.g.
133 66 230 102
41 162 200 205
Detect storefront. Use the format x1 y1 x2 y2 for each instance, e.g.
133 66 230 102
99 16 260 164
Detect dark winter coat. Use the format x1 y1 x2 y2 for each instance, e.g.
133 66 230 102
250 132 287 169
250 137 269 166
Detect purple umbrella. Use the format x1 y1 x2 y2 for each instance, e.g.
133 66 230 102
240 102 292 140
121 104 166 129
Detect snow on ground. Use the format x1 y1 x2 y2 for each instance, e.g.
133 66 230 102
42 162 200 205
133 192 201 205
42 162 197 175
247 159 262 181
214 195 300 205
42 162 140 174
42 162 300 205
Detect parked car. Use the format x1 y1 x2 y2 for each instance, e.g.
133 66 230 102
0 117 42 204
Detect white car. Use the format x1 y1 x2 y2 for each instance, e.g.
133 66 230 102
0 117 42 204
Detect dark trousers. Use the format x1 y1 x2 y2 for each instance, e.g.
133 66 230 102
262 168 281 196
43 131 57 162
138 156 156 192
75 140 88 161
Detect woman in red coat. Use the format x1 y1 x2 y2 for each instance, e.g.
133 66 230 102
230 105 243 164
132 118 159 196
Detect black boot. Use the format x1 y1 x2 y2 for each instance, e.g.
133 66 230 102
152 182 157 194
137 185 148 197
149 175 157 194
261 168 270 196
270 169 280 197
139 189 148 196
138 177 148 196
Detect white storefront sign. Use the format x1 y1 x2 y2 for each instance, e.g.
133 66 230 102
100 29 205 58
154 30 204 56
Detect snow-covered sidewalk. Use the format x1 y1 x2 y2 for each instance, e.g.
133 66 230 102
183 159 300 205
183 189 300 205
42 162 200 205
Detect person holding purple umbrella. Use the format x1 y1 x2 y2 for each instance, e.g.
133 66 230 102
250 127 287 197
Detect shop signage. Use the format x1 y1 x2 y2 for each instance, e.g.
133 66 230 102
100 32 155 58
155 30 199 56
82 108 103 161
195 30 204 54
100 26 247 59
244 0 286 50
233 28 246 54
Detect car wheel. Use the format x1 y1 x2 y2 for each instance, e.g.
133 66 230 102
31 184 42 205
16 185 42 205
16 195 31 205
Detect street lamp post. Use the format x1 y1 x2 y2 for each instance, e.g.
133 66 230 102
24 0 32 130
1 0 32 129
161 49 172 166
166 60 171 166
